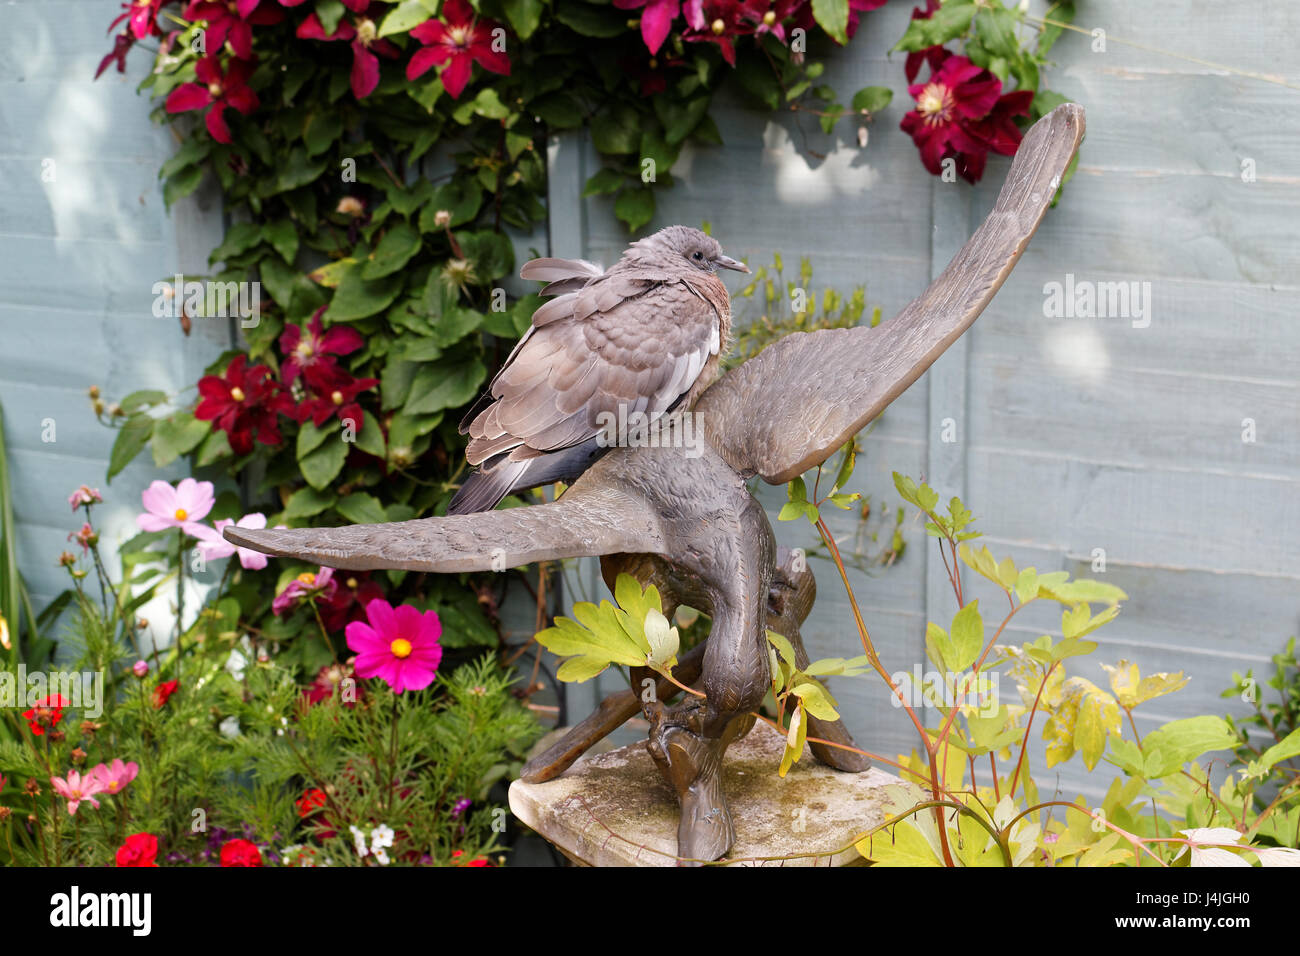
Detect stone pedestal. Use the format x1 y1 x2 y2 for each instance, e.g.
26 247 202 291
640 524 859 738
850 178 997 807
509 720 900 866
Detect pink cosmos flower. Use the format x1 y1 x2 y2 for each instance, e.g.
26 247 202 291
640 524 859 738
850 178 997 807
136 478 216 536
346 599 443 693
68 523 98 554
68 485 103 510
406 0 510 100
193 513 283 570
50 770 104 816
89 759 140 797
272 567 338 615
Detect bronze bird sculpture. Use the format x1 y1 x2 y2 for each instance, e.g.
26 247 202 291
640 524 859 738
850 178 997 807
227 104 1085 863
450 225 749 514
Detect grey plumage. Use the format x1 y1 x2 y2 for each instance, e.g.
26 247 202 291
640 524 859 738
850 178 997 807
448 226 748 515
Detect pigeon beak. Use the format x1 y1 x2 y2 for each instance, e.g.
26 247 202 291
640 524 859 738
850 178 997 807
715 254 750 273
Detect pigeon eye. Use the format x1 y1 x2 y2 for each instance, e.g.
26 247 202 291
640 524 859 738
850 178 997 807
692 251 703 261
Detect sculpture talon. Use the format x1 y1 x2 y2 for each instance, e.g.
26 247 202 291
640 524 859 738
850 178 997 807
225 105 1085 864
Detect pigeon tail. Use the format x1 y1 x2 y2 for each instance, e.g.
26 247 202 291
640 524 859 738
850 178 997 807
447 457 530 514
448 438 610 514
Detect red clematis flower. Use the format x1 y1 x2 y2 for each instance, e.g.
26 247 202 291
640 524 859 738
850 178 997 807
621 52 686 96
293 364 379 431
682 0 752 65
22 694 70 736
96 31 137 79
195 354 295 455
900 54 1019 184
613 0 680 55
109 0 166 41
153 679 180 709
319 570 386 633
164 55 260 144
903 0 947 83
296 2 401 99
740 0 812 44
182 0 284 59
406 0 511 100
278 307 365 386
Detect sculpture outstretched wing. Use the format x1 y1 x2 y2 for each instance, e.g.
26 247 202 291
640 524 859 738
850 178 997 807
223 484 663 573
696 103 1085 484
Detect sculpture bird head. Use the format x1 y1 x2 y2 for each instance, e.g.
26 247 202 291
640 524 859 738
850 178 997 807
625 225 750 275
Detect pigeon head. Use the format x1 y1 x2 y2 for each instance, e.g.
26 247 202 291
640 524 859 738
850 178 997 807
629 225 750 275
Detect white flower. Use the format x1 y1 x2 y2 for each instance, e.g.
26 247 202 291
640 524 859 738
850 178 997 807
373 847 390 866
224 636 253 680
371 824 395 849
218 715 241 739
1180 827 1250 867
350 825 369 858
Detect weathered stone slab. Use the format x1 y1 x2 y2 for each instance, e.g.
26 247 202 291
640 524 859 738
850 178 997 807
509 720 901 866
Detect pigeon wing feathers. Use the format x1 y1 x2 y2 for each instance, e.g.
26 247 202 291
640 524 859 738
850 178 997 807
696 103 1085 484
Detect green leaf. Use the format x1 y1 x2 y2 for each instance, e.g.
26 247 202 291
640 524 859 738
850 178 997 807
582 168 625 198
975 5 1020 61
210 222 263 265
159 136 210 181
502 0 544 38
353 409 386 458
316 0 346 35
591 106 641 155
336 491 388 525
296 418 332 458
642 607 680 671
530 92 585 129
892 0 976 51
298 430 348 490
108 416 154 481
326 268 404 322
811 0 849 45
303 110 344 157
554 0 626 37
163 166 204 208
861 820 943 867
614 187 655 232
283 486 336 521
792 681 839 721
262 220 299 264
419 180 482 229
948 601 983 671
119 390 167 415
404 357 487 415
361 222 422 279
151 410 209 467
1257 727 1300 775
378 0 431 36
1140 717 1239 778
654 93 710 145
851 86 893 114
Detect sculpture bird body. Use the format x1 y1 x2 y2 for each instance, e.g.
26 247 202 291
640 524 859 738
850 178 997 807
448 225 749 514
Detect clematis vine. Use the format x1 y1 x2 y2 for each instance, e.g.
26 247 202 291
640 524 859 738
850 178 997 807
108 0 166 41
164 55 260 144
296 1 401 99
182 0 284 60
612 0 681 55
406 0 510 100
279 307 365 386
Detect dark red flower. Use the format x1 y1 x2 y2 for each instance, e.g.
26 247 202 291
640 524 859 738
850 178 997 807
195 354 294 455
109 0 166 41
116 833 159 867
220 838 263 866
22 694 70 736
278 307 365 386
164 55 260 144
903 0 946 83
900 54 1018 184
682 0 751 65
303 661 365 707
293 364 379 431
182 0 284 59
96 32 137 79
406 0 510 99
153 680 180 709
740 0 812 43
296 1 400 99
319 571 385 633
451 849 493 866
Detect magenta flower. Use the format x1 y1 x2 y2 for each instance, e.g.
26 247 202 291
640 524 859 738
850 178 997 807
182 0 284 59
194 514 282 570
346 599 443 694
108 0 165 41
50 770 104 816
296 2 401 100
406 0 511 100
68 523 98 554
68 485 103 510
89 759 140 797
164 55 260 144
273 567 338 616
136 478 216 536
613 0 680 55
278 307 365 386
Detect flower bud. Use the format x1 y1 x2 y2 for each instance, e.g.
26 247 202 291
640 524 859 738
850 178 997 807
132 660 149 678
70 747 87 765
87 385 100 400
